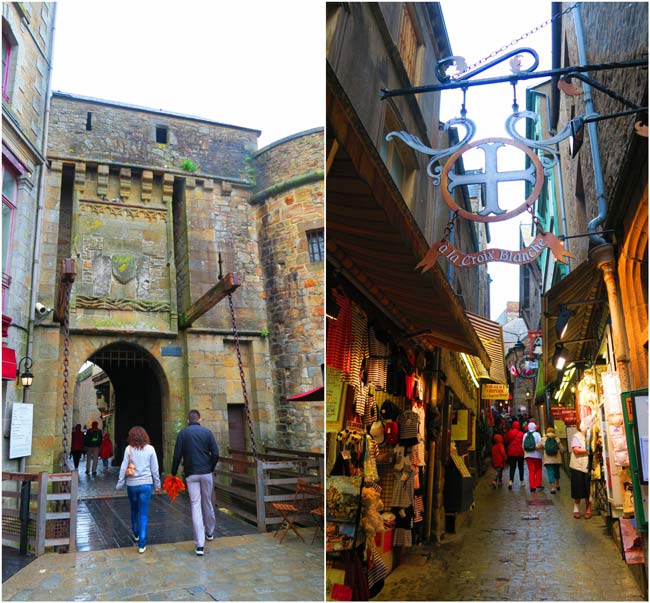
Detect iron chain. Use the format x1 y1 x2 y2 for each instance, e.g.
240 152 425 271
228 292 258 458
460 4 577 77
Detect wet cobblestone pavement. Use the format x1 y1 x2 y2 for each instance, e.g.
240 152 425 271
375 470 646 601
2 532 324 601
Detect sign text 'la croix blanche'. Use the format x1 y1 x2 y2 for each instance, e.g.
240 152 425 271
386 129 574 273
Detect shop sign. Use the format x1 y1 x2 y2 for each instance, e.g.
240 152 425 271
387 112 574 273
561 408 577 425
481 383 509 400
550 405 563 419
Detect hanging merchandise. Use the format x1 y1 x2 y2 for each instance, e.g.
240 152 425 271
363 435 380 483
369 420 385 445
383 420 399 446
348 303 369 389
367 325 389 390
397 409 420 447
326 288 352 374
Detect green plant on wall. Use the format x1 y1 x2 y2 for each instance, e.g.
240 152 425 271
260 327 269 337
243 155 256 185
181 158 198 173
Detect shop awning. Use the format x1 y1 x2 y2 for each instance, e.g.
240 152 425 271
327 74 490 369
542 258 609 387
2 345 17 380
465 311 507 384
287 386 324 401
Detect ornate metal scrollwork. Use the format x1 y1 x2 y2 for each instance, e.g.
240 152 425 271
504 110 599 175
386 117 476 184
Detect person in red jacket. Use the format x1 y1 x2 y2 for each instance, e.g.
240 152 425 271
504 420 525 489
491 434 508 488
70 424 85 469
99 432 114 470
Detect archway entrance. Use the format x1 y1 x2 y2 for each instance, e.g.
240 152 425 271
89 343 165 470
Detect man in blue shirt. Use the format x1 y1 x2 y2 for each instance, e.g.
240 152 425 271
171 409 219 556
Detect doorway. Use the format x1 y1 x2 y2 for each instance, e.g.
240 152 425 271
89 343 165 470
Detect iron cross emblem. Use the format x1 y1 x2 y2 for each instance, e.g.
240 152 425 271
440 137 544 223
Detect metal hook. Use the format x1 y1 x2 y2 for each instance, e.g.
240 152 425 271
461 87 468 118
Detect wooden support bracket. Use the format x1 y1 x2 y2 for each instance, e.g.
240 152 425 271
178 272 240 329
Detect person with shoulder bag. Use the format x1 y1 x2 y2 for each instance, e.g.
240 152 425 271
116 426 161 554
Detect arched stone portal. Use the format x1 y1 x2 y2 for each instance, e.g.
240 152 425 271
89 343 167 468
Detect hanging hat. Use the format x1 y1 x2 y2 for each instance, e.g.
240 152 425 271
380 400 400 421
369 421 385 444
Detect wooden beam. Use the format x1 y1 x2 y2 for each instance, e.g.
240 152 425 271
178 272 240 329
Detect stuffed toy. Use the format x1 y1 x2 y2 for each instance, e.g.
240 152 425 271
359 486 385 547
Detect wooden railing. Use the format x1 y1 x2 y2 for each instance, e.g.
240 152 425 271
213 446 324 533
2 471 78 556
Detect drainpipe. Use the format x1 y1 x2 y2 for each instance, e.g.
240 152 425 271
573 4 608 246
21 5 57 472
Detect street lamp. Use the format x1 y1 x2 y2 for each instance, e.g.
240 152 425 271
513 340 526 360
17 356 34 402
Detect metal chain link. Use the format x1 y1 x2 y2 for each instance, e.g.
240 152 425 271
227 292 258 458
60 279 72 469
460 3 578 76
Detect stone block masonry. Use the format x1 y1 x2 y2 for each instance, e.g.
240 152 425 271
27 93 323 479
253 129 324 452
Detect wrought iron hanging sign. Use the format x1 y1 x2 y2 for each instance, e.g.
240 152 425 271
381 10 647 273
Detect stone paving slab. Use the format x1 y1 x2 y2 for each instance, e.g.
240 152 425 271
1 532 324 601
374 471 645 601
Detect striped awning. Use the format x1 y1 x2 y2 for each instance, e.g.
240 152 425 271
465 311 507 384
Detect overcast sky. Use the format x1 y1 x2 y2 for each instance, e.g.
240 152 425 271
49 0 324 149
440 0 554 321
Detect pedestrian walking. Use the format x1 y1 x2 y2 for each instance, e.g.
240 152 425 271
504 420 525 489
84 421 102 475
490 433 508 488
570 422 592 519
542 426 563 493
523 421 543 492
116 426 161 553
71 424 85 469
99 432 114 469
171 409 220 556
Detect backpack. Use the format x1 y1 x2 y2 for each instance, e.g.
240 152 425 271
88 430 101 446
544 436 559 455
523 431 536 452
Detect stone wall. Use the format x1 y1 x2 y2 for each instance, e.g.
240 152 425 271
559 2 648 265
253 129 324 452
2 2 54 153
48 94 260 182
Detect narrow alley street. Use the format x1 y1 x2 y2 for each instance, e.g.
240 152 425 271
374 469 645 601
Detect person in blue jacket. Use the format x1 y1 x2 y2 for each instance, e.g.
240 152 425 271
171 409 220 556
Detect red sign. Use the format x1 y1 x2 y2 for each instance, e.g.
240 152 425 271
550 406 563 419
561 408 577 425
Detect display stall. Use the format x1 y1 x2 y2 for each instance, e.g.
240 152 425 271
325 286 442 600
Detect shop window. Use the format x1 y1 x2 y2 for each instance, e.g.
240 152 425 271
2 160 17 303
307 228 324 263
86 112 93 131
398 4 422 85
